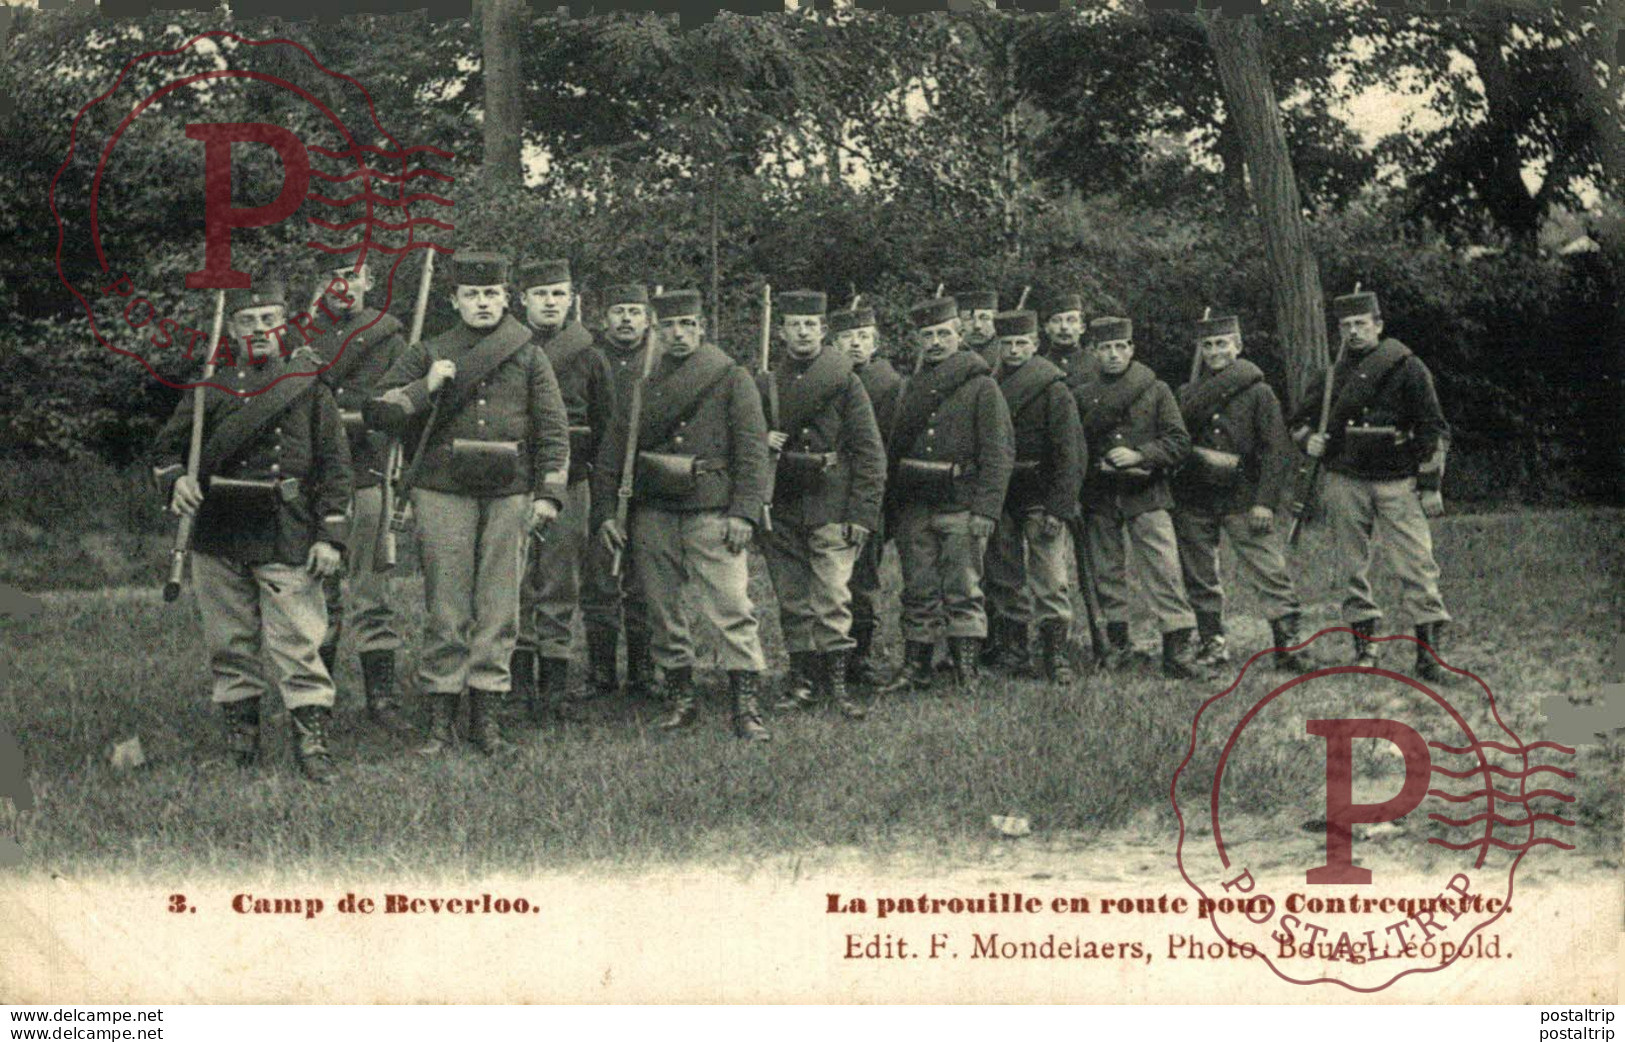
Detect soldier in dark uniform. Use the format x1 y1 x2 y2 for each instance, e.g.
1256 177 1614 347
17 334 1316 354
298 261 409 731
983 310 1086 683
1294 289 1452 680
1074 316 1201 679
953 289 999 366
832 306 902 687
367 251 572 757
584 284 657 703
1039 291 1093 387
593 290 774 740
513 258 616 723
882 296 1015 691
152 278 353 783
759 291 887 720
1171 313 1309 673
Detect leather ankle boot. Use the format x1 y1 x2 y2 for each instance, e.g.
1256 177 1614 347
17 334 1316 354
658 667 698 731
359 650 410 733
730 671 772 742
289 705 336 784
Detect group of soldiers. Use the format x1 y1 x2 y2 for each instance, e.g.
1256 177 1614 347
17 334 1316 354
151 250 1455 783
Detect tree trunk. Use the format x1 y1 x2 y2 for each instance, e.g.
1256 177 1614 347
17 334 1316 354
1464 15 1543 252
1215 107 1250 219
999 34 1022 258
477 0 526 189
1204 12 1327 415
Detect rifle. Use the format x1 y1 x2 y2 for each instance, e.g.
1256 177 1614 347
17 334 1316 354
611 285 664 577
1286 325 1351 546
162 289 227 603
757 283 776 534
373 248 436 573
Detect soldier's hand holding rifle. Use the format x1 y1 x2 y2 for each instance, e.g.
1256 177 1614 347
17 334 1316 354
305 542 342 578
170 474 205 517
426 359 457 394
723 517 754 554
530 498 560 532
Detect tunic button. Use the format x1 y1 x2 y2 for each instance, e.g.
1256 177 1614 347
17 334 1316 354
674 436 685 445
270 463 281 474
274 427 282 435
477 419 487 427
927 428 935 436
478 398 487 406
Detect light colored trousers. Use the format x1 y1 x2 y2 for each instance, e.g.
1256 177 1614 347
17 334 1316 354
986 510 1075 627
193 553 334 709
1321 471 1450 626
412 489 529 694
518 479 590 659
632 507 766 673
896 504 992 643
322 485 400 655
762 521 860 654
1173 508 1301 623
1085 506 1197 634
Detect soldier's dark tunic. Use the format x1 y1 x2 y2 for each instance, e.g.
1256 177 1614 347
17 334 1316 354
986 354 1085 630
1291 337 1451 627
760 346 887 655
370 314 571 695
583 329 657 636
887 351 1015 643
1074 360 1196 634
152 358 352 710
591 342 772 673
518 320 617 661
1171 357 1302 628
304 306 406 660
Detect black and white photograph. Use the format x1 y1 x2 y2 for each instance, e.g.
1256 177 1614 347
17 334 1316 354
0 0 1619 1011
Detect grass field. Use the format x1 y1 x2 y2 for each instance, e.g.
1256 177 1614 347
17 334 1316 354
1 498 1620 880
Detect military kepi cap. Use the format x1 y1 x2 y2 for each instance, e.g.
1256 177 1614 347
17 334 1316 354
519 257 571 289
653 289 704 319
452 250 510 287
829 308 877 334
1089 316 1134 344
778 290 827 317
225 276 287 315
910 296 958 329
1040 292 1083 319
1196 313 1241 339
1331 290 1381 321
603 284 649 306
994 310 1038 338
955 289 998 312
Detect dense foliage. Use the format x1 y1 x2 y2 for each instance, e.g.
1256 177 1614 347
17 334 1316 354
1 2 1617 505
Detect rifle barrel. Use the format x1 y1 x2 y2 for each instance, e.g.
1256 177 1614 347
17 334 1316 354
164 290 226 602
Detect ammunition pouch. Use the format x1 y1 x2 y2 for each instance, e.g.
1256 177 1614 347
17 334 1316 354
1094 429 1154 492
635 452 725 500
450 438 521 495
1004 459 1044 512
196 477 280 536
1340 424 1408 471
1185 446 1243 491
776 450 839 495
894 458 963 503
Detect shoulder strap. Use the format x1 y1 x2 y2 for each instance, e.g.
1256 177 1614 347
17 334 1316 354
432 316 533 427
640 346 737 448
1001 358 1066 422
1329 341 1412 429
199 375 318 476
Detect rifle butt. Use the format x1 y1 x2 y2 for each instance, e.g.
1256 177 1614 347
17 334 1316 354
162 516 195 603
